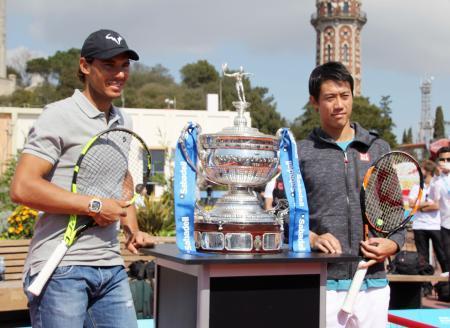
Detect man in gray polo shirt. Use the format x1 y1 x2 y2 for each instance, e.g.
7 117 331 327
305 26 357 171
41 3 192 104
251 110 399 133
10 29 154 328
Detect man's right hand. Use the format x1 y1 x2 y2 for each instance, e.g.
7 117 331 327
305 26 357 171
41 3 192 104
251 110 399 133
310 231 342 254
91 199 129 226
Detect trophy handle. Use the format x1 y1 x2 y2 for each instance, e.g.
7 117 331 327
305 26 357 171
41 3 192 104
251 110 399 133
267 199 288 213
267 199 289 225
275 127 284 139
195 202 211 221
178 123 202 173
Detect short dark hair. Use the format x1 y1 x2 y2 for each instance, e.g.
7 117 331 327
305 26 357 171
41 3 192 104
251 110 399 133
78 57 94 83
421 160 438 176
308 61 354 101
437 146 450 158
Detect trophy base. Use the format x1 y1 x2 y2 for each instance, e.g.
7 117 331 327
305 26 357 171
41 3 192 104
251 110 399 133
194 222 283 254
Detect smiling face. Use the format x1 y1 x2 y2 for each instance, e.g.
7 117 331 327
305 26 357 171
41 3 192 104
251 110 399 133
310 79 353 138
80 53 130 110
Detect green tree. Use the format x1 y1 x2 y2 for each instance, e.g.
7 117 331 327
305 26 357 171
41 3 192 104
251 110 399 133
26 57 51 83
353 96 397 147
136 179 175 236
1 48 82 107
7 66 23 87
126 63 174 90
177 60 222 110
433 106 446 139
407 128 413 144
120 63 182 109
246 87 287 135
0 156 18 233
379 95 392 115
402 130 407 144
47 48 83 97
0 156 18 213
401 128 413 144
180 60 219 89
290 102 319 140
0 88 35 107
25 51 79 102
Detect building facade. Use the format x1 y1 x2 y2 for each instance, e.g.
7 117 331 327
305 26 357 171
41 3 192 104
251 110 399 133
311 0 367 96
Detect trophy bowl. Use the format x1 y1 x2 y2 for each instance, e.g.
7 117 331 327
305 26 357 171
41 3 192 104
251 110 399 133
191 125 284 254
198 129 280 187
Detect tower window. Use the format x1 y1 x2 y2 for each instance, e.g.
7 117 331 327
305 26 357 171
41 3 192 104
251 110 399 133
325 27 334 37
326 44 332 62
327 2 333 16
343 2 349 14
342 44 349 62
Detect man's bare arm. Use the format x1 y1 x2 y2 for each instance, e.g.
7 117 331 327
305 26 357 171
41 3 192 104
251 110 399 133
10 153 127 225
11 154 92 214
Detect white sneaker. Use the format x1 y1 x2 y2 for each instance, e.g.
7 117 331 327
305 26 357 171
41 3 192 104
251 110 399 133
440 272 449 277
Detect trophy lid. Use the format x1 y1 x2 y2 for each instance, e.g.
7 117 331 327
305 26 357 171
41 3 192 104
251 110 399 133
199 122 279 150
200 63 278 146
199 101 278 147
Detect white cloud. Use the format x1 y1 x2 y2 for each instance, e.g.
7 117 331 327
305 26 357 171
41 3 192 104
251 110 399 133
363 0 450 74
9 0 315 56
8 0 450 75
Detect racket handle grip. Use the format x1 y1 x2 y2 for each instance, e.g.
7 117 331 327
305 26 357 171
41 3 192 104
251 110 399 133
27 241 68 296
341 261 368 314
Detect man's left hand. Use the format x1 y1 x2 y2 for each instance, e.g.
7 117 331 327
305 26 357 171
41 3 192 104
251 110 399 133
125 230 156 254
358 237 398 269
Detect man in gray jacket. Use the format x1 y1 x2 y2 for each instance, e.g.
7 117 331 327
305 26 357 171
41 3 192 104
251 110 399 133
298 62 404 327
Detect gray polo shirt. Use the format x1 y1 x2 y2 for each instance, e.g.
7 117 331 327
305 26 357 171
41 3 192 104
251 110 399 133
23 89 132 277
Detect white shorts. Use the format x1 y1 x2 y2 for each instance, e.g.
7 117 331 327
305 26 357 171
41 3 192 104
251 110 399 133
326 285 390 328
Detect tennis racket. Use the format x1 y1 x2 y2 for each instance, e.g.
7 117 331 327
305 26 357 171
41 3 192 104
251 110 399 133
27 128 151 296
341 151 423 314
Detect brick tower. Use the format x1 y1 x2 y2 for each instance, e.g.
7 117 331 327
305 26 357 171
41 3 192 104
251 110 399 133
311 0 367 96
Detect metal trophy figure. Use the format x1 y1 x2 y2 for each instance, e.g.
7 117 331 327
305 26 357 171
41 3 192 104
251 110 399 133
178 64 285 253
222 63 252 103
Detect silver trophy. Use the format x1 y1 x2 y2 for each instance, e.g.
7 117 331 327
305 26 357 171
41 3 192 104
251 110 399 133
179 64 285 253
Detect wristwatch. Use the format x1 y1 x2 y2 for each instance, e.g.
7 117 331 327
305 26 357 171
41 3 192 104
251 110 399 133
88 198 102 215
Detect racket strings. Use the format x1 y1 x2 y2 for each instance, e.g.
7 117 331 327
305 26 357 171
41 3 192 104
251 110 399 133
364 153 420 233
77 130 150 201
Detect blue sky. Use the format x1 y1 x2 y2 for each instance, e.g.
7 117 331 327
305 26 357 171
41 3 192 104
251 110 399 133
6 0 450 142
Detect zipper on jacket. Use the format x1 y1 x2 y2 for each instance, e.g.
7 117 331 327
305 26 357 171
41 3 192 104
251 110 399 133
343 151 353 278
343 151 352 246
